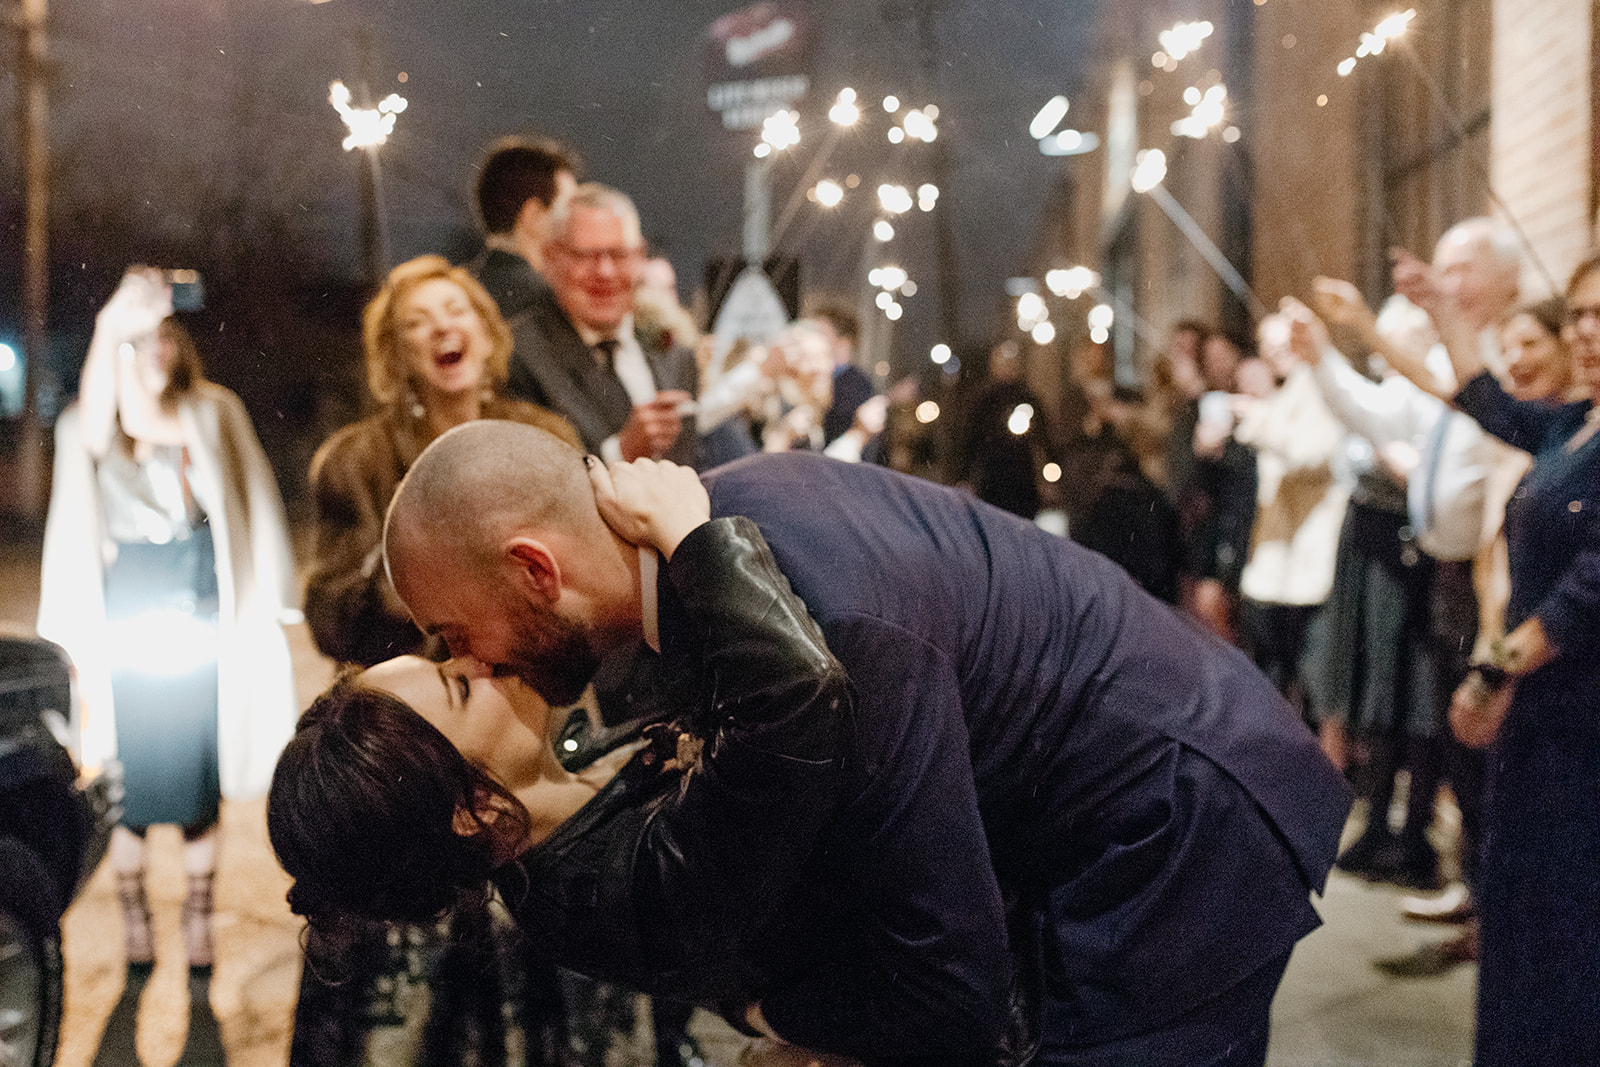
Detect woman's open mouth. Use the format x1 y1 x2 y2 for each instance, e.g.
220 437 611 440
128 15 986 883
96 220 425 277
434 349 465 368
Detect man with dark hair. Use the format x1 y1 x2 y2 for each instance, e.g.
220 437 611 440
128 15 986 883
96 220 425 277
470 136 579 320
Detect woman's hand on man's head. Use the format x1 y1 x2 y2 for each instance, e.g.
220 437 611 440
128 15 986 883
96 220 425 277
586 456 710 559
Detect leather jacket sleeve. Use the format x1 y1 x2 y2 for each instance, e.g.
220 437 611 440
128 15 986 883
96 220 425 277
640 516 851 941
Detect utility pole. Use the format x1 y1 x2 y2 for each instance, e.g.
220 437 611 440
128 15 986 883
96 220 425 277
912 0 962 352
15 0 51 518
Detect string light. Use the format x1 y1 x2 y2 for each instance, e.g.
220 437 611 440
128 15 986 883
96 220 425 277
813 179 844 207
873 220 895 241
930 343 951 365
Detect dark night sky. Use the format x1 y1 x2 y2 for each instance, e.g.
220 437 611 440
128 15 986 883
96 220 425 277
19 0 1100 371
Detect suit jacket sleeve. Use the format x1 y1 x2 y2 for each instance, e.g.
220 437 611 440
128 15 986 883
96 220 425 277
757 614 1012 1060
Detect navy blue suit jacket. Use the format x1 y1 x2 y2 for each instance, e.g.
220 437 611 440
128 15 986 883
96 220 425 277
701 454 1352 1049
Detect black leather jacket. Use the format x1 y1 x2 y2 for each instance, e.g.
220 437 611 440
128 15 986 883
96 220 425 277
491 517 851 1014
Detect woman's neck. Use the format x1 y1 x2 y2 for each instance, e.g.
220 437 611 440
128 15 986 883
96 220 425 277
421 389 483 440
511 739 640 853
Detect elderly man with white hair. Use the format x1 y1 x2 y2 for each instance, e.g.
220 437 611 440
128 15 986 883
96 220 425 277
505 182 700 467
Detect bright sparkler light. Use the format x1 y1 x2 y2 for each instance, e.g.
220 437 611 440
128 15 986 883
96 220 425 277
930 343 952 365
330 80 407 151
814 179 844 207
829 89 862 126
1157 20 1213 63
915 401 940 424
761 109 801 151
1172 84 1228 139
1042 462 1062 483
877 183 914 214
888 127 906 144
1030 322 1056 345
1131 149 1168 193
1017 292 1048 331
1008 403 1036 435
885 302 903 321
918 183 939 212
1029 95 1070 140
1045 266 1100 298
1088 304 1115 330
883 95 901 112
876 265 910 291
902 108 939 143
1337 10 1416 78
873 220 896 242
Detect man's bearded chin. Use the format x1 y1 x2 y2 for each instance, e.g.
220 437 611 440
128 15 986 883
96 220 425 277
505 615 600 707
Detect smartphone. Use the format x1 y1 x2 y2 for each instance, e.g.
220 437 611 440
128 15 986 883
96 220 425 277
162 269 205 312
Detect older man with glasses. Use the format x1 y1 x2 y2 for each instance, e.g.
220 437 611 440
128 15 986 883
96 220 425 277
505 182 699 468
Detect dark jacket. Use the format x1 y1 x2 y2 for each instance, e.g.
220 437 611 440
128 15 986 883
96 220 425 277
468 246 549 322
505 287 700 466
494 520 1012 1062
303 400 578 666
701 455 1352 1049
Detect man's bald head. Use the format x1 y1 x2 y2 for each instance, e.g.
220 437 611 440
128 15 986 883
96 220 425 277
385 420 595 586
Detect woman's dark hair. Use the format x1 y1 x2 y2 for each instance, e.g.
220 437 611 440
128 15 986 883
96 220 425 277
267 676 530 936
1512 296 1567 340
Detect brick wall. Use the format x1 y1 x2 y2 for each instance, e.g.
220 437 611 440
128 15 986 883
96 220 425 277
1493 0 1592 295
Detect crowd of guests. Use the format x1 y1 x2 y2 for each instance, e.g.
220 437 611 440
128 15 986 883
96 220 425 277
35 116 1598 1066
1015 216 1596 1065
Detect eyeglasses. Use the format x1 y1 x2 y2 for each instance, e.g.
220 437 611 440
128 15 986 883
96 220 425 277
553 244 643 270
1566 304 1600 327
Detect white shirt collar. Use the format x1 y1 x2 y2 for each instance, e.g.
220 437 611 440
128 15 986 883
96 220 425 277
639 546 660 653
483 233 521 256
573 313 636 349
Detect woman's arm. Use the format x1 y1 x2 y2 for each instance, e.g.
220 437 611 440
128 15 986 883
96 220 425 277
79 269 173 457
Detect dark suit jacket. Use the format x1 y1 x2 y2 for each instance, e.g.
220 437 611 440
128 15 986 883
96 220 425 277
823 363 876 445
700 454 1353 1049
468 246 548 322
506 287 700 466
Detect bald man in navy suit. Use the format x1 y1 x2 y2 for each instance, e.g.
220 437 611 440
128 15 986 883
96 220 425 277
386 427 1353 1067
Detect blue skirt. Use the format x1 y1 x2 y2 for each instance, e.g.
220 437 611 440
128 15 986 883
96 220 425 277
102 528 221 830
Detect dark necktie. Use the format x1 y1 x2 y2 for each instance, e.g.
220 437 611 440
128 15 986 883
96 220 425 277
594 338 620 371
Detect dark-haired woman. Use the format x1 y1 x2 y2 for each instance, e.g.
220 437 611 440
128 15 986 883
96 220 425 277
296 254 581 1067
1412 257 1600 1065
38 267 298 1056
270 460 1011 1065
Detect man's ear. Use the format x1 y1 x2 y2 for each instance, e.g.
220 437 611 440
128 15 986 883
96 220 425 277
505 537 562 603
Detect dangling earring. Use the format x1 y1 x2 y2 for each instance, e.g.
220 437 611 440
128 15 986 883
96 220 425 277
406 387 426 420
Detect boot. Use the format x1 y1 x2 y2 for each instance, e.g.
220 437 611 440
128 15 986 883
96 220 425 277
183 871 215 972
117 871 154 970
